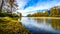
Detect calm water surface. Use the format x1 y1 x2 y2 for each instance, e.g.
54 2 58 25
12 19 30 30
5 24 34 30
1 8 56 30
20 17 60 34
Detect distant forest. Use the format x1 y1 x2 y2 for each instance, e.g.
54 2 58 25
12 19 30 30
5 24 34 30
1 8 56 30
27 6 60 17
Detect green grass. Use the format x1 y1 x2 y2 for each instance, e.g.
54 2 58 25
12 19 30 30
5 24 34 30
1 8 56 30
0 17 30 34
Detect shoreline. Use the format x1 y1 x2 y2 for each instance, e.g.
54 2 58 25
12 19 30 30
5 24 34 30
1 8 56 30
0 17 30 34
22 17 60 19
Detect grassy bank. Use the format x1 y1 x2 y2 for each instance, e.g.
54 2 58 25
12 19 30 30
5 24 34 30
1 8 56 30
0 17 30 34
31 17 60 19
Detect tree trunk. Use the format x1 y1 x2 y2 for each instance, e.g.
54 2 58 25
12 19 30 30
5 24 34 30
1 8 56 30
11 7 12 14
0 0 4 11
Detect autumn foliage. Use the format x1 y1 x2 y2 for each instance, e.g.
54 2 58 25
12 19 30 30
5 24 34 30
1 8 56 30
27 6 60 17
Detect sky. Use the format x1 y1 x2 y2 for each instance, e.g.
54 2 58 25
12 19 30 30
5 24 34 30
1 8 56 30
17 0 60 16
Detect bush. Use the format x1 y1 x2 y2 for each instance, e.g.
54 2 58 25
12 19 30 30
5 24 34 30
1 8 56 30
0 11 19 18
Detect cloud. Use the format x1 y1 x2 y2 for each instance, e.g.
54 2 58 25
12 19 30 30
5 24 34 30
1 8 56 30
17 0 30 10
17 0 60 16
23 0 39 9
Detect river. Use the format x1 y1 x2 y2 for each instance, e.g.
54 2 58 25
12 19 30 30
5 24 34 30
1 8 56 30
20 17 60 34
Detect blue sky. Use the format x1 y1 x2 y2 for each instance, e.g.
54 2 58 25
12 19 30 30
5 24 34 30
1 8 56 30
17 0 60 16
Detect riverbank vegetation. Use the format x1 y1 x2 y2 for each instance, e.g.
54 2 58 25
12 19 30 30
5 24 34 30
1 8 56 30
0 0 30 34
0 17 30 34
0 11 31 34
0 11 30 34
27 6 60 17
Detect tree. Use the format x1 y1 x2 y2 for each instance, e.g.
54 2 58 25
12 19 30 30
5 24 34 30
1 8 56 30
44 10 49 17
27 14 32 17
50 6 60 17
0 0 4 11
9 0 18 14
0 0 18 14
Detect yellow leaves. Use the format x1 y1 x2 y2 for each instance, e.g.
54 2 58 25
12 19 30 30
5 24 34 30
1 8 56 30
27 6 60 17
50 6 60 17
27 12 49 17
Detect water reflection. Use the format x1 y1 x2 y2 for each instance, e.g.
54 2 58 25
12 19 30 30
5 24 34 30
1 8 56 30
34 18 60 31
34 18 44 23
21 17 60 34
51 19 60 31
